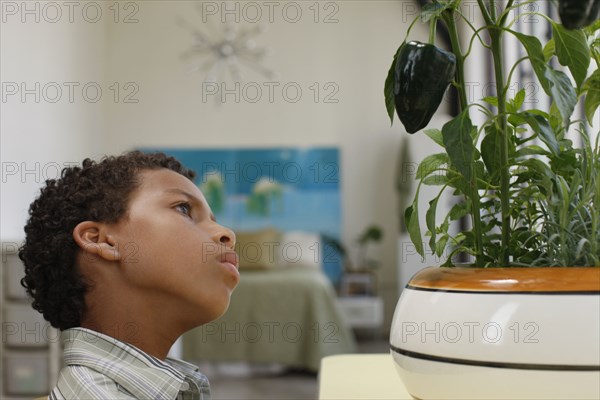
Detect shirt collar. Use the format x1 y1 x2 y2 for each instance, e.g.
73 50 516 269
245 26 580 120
62 327 200 400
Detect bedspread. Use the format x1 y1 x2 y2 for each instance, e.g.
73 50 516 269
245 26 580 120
182 268 357 371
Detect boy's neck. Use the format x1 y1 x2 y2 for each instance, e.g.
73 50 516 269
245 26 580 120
80 288 186 360
80 320 177 360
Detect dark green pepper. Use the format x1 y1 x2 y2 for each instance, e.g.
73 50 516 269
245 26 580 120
394 41 456 134
583 0 600 26
559 0 600 29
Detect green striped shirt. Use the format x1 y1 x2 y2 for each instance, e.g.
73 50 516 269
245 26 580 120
50 328 210 400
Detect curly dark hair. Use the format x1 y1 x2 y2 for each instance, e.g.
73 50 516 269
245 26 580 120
18 151 196 330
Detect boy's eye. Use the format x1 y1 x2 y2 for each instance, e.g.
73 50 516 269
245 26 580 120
175 202 192 217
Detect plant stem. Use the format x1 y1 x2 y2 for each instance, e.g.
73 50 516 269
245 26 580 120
429 18 436 44
476 0 493 26
500 0 515 26
488 1 511 266
489 0 497 20
442 9 484 266
442 11 467 110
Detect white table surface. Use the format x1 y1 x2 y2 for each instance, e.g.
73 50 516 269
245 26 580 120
318 353 414 400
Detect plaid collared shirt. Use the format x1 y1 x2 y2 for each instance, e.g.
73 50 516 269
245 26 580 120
49 327 210 400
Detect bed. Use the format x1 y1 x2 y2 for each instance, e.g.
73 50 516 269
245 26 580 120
181 267 357 372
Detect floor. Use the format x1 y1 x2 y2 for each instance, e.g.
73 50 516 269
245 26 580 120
191 336 389 400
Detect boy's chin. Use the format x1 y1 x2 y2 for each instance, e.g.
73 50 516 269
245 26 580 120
189 300 231 326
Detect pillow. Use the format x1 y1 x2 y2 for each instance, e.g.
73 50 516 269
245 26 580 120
235 228 282 269
279 231 322 269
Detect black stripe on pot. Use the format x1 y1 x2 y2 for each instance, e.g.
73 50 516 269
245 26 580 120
405 285 600 295
390 345 600 371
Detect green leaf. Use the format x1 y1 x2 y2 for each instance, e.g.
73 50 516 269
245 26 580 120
555 175 571 211
583 70 600 125
543 38 555 62
424 128 444 147
447 202 469 221
547 102 565 132
446 169 470 195
482 96 499 106
511 88 526 112
510 30 577 122
420 1 447 22
522 158 554 179
481 124 502 182
511 31 551 95
426 196 439 252
549 149 578 176
518 112 560 155
543 67 577 125
473 161 486 190
508 113 526 127
385 44 403 125
551 22 590 90
526 108 550 119
416 153 449 179
423 174 448 185
405 202 424 257
516 145 551 157
435 234 449 258
442 109 476 182
583 18 600 34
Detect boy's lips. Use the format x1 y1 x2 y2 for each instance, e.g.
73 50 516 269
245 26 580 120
220 251 239 269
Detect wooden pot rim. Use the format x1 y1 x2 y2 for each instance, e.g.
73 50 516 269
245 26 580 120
407 267 600 293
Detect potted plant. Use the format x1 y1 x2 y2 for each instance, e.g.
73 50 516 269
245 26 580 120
385 1 600 398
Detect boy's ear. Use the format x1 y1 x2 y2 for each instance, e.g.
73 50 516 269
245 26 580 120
73 221 121 262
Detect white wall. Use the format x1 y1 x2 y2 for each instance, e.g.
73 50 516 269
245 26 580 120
1 4 107 241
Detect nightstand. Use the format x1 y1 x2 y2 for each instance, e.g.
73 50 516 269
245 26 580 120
1 241 61 399
336 296 383 330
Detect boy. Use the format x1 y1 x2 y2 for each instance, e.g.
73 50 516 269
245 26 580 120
19 151 239 399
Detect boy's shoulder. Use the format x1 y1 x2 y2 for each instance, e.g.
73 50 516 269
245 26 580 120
51 364 136 400
51 328 209 400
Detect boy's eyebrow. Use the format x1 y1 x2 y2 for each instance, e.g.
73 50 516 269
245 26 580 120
164 188 217 222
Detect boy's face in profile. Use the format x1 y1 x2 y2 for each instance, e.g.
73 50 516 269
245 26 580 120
96 168 239 326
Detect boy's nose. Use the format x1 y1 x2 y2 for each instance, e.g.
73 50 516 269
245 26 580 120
213 226 236 249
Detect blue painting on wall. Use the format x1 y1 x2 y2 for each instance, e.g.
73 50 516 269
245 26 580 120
140 147 343 285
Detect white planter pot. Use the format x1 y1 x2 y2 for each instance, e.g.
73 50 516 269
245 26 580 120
390 267 600 400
